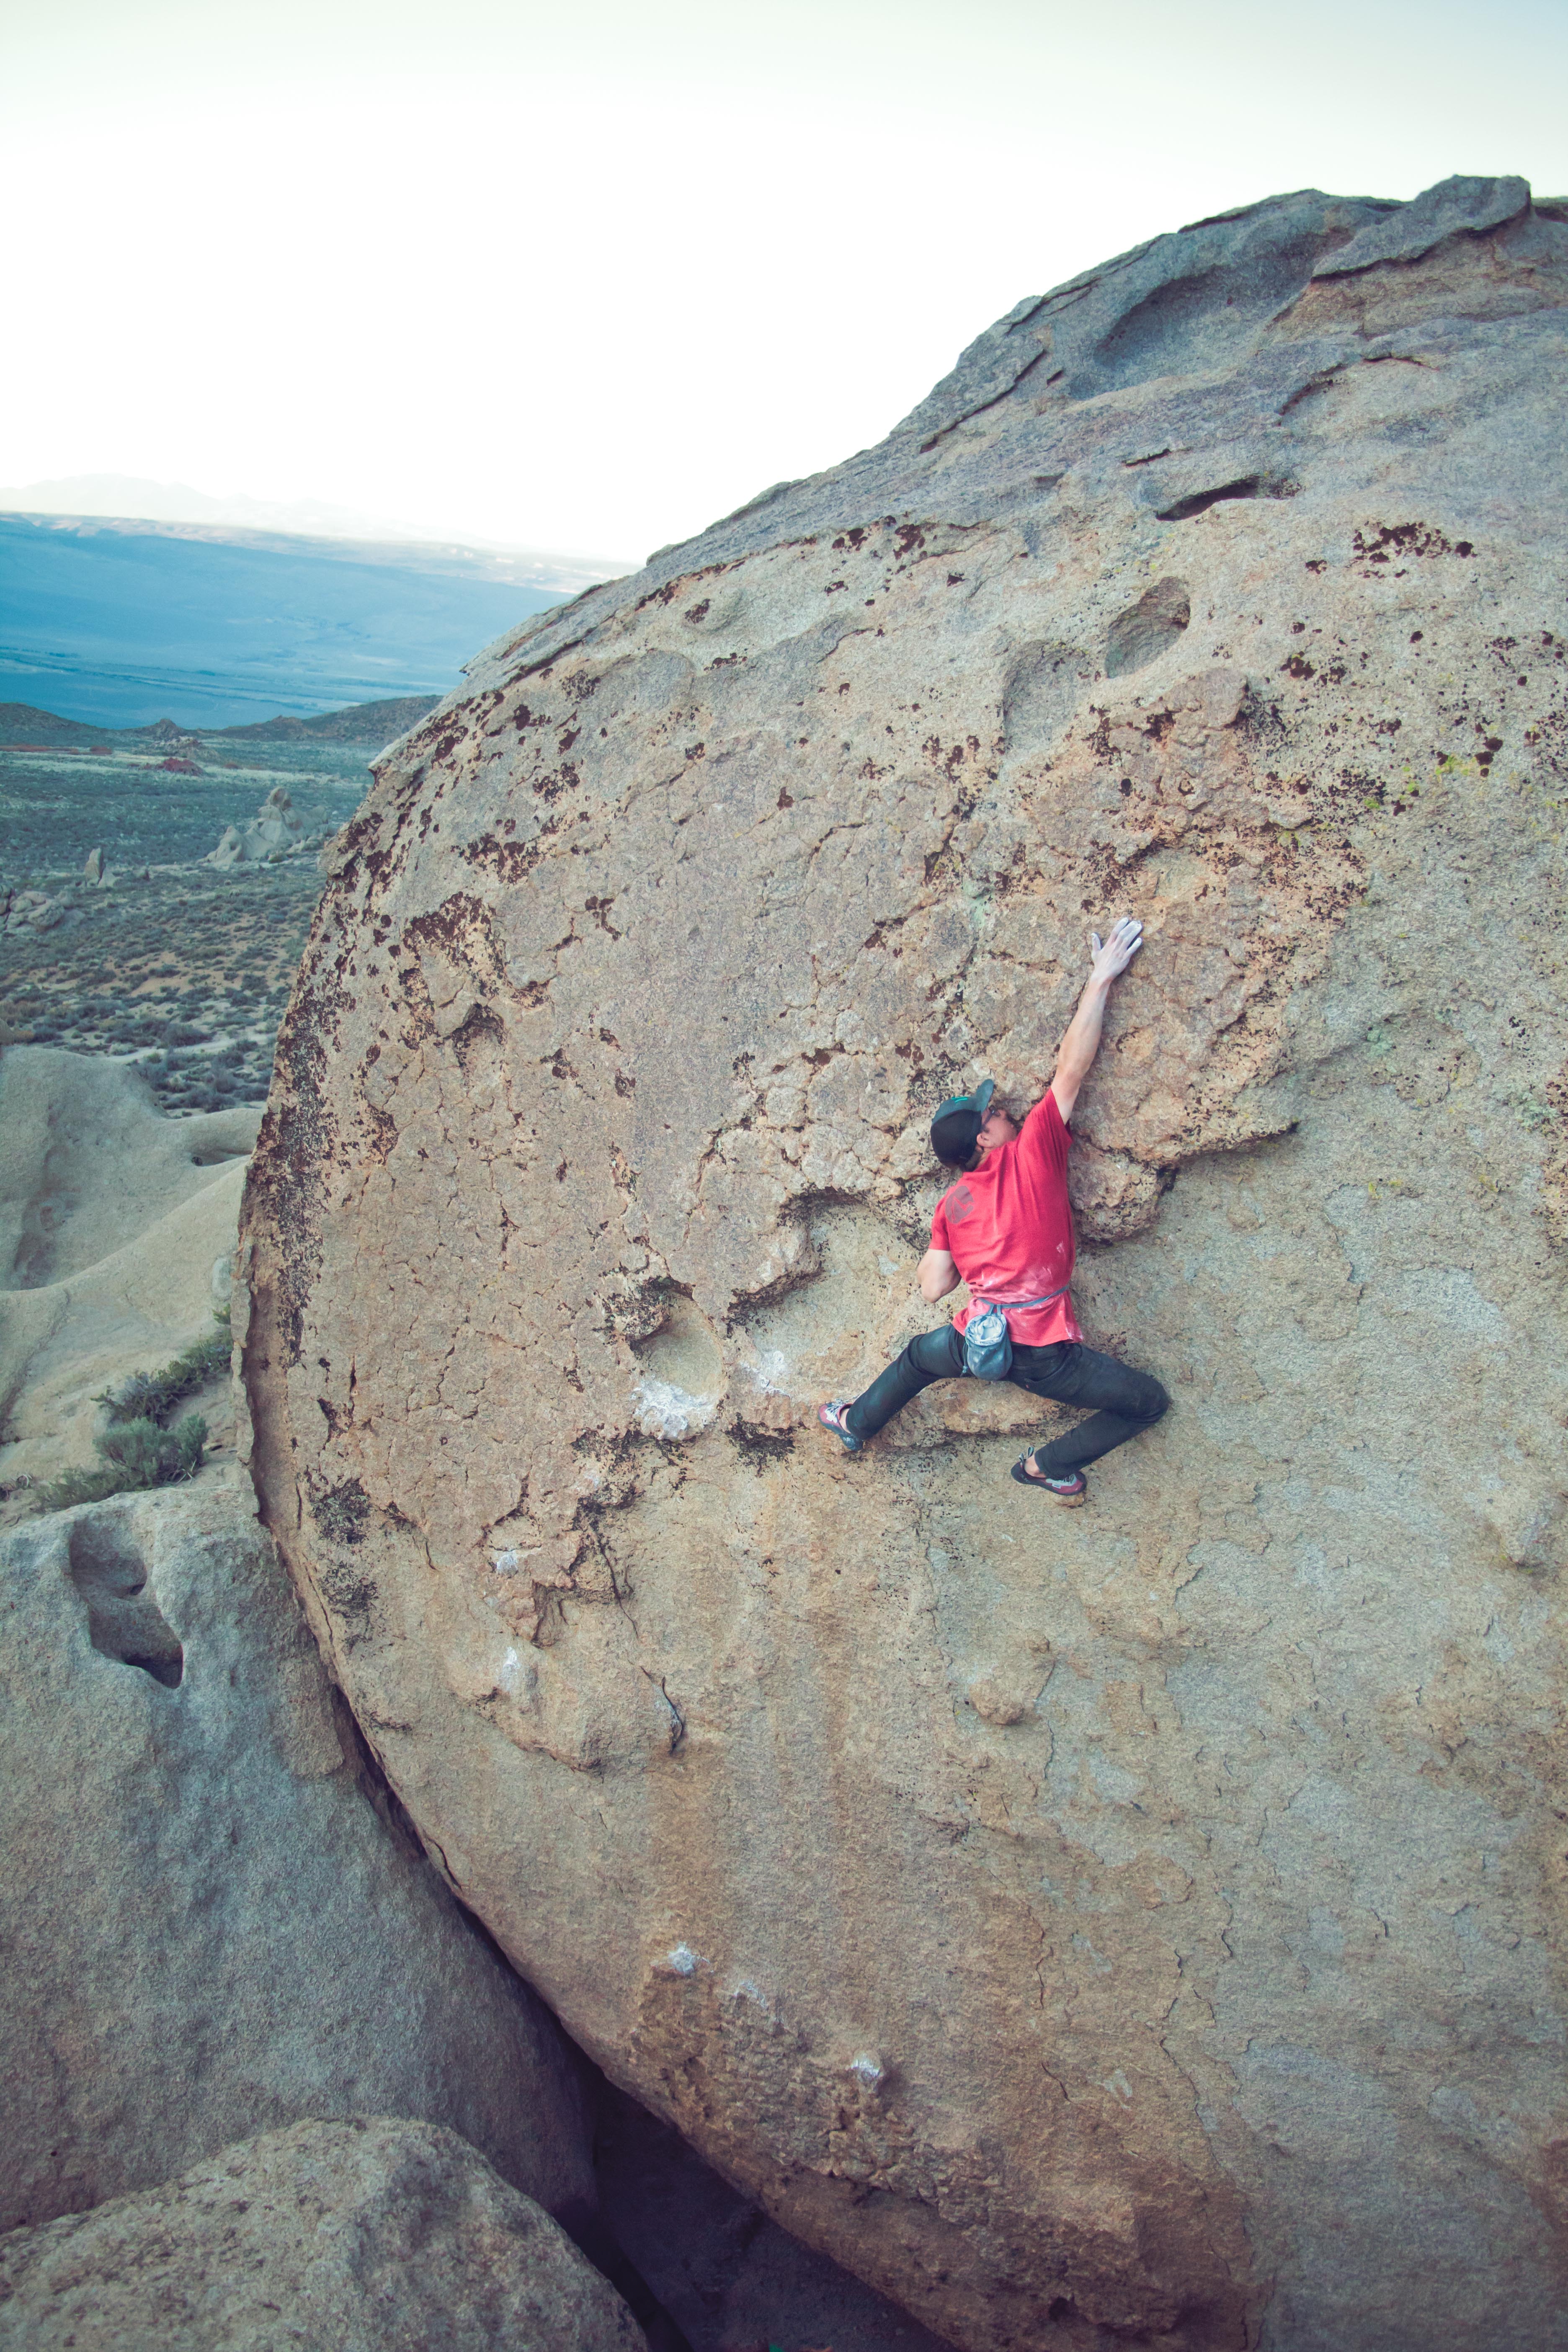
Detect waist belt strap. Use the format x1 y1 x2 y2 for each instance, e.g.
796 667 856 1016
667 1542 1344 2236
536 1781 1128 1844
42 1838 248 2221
972 1282 1071 1313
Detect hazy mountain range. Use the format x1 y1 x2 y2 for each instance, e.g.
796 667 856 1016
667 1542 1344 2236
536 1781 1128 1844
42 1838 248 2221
0 511 600 730
0 476 630 591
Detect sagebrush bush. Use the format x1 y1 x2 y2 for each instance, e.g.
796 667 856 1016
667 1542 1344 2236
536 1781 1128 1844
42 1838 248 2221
101 1313 230 1425
32 1414 208 1514
31 1312 229 1512
99 1413 209 1481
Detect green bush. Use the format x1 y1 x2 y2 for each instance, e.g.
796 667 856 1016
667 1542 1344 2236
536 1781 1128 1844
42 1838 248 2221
33 1304 230 1512
100 1313 230 1426
29 1465 142 1511
32 1415 208 1514
100 1413 209 1481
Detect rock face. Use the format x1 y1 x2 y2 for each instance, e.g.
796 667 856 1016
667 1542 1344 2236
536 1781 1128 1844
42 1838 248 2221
0 2118 645 2352
240 177 1568 2352
0 1487 596 2234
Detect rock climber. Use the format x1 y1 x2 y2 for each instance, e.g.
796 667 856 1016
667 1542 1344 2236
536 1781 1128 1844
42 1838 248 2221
818 917 1168 1505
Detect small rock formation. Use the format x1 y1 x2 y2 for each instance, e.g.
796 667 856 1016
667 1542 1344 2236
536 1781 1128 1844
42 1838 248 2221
209 784 304 867
0 1487 597 2233
241 177 1568 2350
0 2118 645 2352
3 891 64 936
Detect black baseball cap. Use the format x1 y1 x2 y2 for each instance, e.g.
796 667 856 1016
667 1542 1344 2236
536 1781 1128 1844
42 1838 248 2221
929 1078 995 1168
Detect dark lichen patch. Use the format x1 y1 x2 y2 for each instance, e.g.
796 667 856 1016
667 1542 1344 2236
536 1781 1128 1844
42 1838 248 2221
311 1476 371 1547
727 1423 797 1472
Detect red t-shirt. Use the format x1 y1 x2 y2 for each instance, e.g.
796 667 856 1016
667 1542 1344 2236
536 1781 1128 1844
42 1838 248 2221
930 1091 1082 1347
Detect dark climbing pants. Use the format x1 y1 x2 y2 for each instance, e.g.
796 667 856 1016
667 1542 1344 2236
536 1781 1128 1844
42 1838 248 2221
843 1326 1169 1473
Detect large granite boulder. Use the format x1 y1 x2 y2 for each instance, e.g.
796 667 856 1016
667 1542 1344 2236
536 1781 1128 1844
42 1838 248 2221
0 2117 644 2352
240 178 1568 2351
0 1487 595 2235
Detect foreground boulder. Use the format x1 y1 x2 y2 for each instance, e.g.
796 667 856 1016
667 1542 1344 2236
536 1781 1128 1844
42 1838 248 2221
0 1488 595 2233
241 177 1568 2351
0 2118 645 2352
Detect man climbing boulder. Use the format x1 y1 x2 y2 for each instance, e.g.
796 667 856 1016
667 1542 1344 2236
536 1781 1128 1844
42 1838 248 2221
818 916 1167 1504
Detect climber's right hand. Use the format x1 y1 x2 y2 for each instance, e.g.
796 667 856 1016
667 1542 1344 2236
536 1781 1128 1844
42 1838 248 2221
1089 916 1144 983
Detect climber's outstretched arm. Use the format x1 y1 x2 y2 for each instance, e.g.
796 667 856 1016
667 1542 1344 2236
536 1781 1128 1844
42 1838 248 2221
1050 917 1143 1124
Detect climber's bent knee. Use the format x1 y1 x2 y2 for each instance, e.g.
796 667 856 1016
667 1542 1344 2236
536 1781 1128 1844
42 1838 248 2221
842 1323 965 1441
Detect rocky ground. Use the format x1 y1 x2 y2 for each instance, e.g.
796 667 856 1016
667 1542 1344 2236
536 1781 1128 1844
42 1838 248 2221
0 736 366 1112
0 2118 645 2352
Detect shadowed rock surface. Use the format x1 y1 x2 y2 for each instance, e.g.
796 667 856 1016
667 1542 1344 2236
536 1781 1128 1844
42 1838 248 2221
0 2117 645 2352
240 178 1568 2350
0 1488 595 2234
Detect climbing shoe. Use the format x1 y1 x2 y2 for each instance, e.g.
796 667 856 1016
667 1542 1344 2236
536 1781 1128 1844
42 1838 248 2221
1010 1453 1087 1506
818 1401 863 1453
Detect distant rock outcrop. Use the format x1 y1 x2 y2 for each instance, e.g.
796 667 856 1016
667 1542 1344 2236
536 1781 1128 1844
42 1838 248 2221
2 890 64 937
241 178 1568 2351
209 783 304 867
0 2118 644 2352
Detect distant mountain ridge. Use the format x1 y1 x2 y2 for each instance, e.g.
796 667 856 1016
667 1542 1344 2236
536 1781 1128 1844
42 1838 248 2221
0 514 569 729
0 694 439 747
0 703 111 747
218 696 440 743
0 476 630 592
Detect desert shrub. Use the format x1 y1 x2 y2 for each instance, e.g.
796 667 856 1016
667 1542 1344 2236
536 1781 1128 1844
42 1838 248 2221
32 1415 208 1514
29 1465 139 1511
101 1316 230 1426
36 1316 230 1512
101 1413 208 1480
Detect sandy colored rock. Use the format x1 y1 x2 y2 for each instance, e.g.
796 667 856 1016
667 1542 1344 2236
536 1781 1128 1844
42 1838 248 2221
0 1049 259 1491
0 1486 595 2234
0 2117 644 2352
0 1047 258 1290
242 180 1568 2351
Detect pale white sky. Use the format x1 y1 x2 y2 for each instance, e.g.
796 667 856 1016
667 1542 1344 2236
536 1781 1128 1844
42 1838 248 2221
3 0 1564 567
